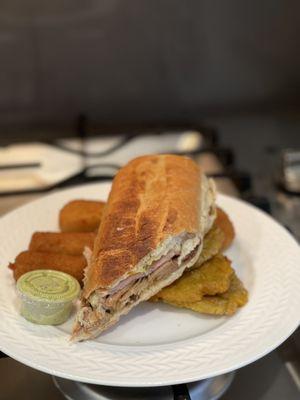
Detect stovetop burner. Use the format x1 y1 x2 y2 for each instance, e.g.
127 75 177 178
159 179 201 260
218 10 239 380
53 372 235 400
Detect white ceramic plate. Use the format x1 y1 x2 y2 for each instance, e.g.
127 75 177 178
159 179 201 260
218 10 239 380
0 183 299 387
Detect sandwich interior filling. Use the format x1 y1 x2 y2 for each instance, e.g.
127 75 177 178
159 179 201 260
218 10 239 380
77 233 200 332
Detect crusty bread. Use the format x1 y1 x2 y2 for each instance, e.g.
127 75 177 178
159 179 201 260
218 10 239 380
82 155 205 298
72 155 216 341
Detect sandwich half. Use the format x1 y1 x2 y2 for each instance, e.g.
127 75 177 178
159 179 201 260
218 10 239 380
72 154 216 341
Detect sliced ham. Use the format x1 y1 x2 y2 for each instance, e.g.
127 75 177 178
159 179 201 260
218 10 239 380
99 245 198 312
79 243 200 329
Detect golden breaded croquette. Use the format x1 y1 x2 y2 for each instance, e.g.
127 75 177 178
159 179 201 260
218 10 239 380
59 200 105 232
9 251 86 283
29 231 95 255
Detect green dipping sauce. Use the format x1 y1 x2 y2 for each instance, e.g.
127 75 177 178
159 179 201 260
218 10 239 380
17 270 80 325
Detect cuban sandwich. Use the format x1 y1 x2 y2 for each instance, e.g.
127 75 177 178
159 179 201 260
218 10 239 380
72 154 216 341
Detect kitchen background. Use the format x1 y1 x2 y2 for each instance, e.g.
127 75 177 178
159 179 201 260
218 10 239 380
0 1 300 174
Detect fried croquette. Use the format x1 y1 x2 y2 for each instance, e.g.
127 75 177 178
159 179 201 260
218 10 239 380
59 200 106 232
29 231 95 255
9 251 86 283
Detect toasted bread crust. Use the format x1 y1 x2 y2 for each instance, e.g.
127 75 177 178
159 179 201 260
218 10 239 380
83 155 203 297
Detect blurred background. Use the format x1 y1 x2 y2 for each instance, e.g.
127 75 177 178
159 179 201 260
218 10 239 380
1 0 299 230
0 1 299 399
0 1 300 180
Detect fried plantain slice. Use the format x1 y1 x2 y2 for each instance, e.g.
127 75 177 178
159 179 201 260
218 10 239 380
157 271 248 316
151 255 233 303
192 225 225 269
